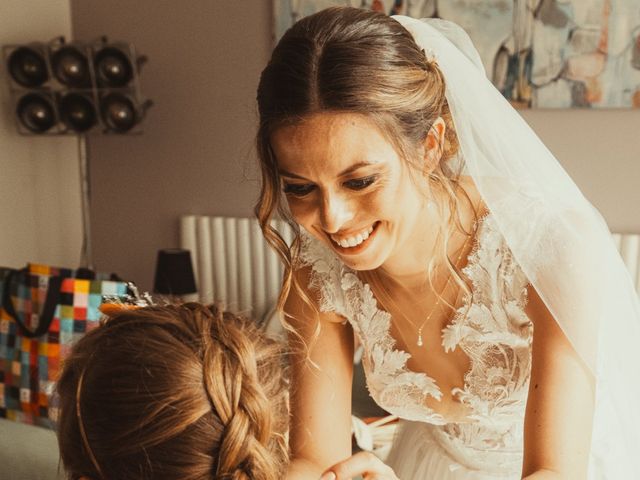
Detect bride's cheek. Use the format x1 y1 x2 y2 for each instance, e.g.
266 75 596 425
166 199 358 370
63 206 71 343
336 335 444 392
360 184 393 213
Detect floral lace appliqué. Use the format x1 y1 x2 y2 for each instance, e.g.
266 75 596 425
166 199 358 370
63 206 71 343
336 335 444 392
299 213 532 434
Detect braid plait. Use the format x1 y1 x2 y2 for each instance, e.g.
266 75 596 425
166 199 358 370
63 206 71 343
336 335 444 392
189 305 286 480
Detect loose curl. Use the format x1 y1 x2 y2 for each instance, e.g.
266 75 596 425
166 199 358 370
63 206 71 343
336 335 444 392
255 7 477 339
56 304 288 480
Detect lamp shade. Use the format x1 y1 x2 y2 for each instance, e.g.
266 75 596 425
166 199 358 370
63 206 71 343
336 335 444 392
153 248 197 295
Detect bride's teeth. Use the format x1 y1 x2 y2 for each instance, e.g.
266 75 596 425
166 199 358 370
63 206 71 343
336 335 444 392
332 223 377 249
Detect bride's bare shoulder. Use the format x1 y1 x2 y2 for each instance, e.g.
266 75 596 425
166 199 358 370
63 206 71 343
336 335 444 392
457 175 489 220
287 264 347 325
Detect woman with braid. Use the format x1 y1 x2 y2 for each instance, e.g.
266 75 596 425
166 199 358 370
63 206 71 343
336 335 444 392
55 303 289 480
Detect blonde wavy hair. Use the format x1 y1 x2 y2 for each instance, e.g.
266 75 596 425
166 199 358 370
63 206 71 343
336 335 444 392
56 304 288 480
255 7 477 332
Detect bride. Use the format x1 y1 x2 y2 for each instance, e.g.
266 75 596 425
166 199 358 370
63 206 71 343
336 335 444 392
255 6 640 479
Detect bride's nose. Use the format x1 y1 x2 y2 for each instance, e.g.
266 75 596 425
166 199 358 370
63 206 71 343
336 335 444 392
319 191 354 234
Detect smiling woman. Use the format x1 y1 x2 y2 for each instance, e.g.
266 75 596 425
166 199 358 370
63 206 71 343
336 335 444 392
254 6 640 480
270 112 442 273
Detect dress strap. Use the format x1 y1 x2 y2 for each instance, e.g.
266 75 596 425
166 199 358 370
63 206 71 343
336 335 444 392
298 229 349 318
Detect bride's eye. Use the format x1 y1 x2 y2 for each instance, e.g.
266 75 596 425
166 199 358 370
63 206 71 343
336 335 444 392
283 183 315 197
344 175 378 191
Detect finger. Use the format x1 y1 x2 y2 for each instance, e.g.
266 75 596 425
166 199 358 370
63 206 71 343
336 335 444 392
324 451 396 480
364 473 396 480
363 474 380 480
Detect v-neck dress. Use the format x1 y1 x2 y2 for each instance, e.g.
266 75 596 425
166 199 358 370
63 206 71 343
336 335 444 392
299 213 533 479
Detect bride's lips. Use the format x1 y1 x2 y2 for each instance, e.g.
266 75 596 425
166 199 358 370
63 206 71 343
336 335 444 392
329 221 381 256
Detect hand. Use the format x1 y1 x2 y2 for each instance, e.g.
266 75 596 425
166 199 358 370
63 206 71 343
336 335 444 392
320 451 399 480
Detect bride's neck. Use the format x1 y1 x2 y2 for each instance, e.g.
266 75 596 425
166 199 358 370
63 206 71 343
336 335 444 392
377 203 441 291
376 179 482 291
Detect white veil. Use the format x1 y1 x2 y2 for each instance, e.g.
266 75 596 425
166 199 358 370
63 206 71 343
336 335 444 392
393 15 640 478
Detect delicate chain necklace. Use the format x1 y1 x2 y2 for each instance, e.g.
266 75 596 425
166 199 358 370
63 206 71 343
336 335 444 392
360 226 475 349
373 232 471 348
414 233 472 347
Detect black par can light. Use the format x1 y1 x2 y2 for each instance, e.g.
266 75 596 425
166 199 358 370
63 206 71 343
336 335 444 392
16 92 57 133
50 44 92 88
58 92 98 133
3 36 151 135
94 45 135 88
7 45 49 88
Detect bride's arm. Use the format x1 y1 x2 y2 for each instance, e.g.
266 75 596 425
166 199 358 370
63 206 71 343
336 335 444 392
521 285 596 480
285 267 355 479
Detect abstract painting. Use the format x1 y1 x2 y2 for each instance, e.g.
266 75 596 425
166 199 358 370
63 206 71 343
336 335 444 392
273 0 640 108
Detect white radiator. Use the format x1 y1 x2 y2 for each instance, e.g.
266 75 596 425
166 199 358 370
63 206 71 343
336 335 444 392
180 215 293 321
181 215 640 320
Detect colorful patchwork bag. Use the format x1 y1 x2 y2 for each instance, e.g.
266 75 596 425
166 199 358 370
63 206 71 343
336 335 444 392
0 264 128 428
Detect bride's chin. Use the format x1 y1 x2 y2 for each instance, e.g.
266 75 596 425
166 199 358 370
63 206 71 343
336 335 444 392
342 234 391 272
345 257 386 272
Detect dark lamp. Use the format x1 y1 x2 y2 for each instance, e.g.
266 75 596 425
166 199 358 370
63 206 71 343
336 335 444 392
59 92 98 132
16 93 56 133
94 46 133 87
100 92 136 132
3 37 150 135
51 45 91 88
8 46 48 87
153 249 197 295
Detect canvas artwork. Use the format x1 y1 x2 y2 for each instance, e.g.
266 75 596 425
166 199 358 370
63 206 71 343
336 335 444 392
273 0 640 108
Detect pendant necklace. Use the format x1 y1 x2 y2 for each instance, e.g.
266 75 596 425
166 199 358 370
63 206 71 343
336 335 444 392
415 233 472 347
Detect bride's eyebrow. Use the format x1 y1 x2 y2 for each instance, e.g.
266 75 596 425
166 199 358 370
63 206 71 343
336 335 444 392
279 161 382 181
279 170 309 180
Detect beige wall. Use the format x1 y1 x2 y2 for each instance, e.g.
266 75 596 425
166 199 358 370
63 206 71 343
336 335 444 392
70 0 272 289
0 0 82 269
67 1 639 291
522 109 640 233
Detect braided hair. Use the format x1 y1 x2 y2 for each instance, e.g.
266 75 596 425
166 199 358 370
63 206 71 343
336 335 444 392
56 303 288 480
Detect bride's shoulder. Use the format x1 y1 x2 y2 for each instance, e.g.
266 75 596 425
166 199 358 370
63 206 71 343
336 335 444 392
457 175 488 218
298 228 343 271
293 231 350 324
287 265 350 326
455 176 491 243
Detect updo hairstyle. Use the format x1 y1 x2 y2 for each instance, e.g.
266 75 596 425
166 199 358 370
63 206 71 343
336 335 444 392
56 303 288 480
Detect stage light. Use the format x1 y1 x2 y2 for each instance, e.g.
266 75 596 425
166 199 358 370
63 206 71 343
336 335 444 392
50 44 91 88
58 92 98 133
3 36 150 135
100 92 136 132
7 45 48 87
4 37 151 270
94 45 133 87
16 93 56 133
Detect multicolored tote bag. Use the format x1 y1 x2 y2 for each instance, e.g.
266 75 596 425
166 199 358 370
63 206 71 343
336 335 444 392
0 263 128 428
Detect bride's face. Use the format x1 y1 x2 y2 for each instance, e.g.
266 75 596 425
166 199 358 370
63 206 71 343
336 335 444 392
270 112 428 271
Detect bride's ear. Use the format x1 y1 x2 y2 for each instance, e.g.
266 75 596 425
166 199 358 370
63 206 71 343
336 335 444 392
423 116 446 173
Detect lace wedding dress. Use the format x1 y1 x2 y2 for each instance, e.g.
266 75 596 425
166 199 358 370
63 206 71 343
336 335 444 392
300 212 532 479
